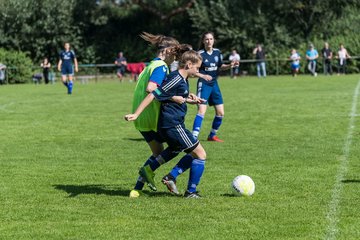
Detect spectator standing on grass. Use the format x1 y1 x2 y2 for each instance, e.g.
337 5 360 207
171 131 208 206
337 44 351 75
0 63 6 85
289 49 301 77
41 58 51 84
321 42 333 75
115 52 127 82
306 44 319 77
57 42 78 94
229 49 240 78
253 44 266 78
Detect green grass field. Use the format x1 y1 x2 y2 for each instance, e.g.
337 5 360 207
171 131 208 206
1 75 359 239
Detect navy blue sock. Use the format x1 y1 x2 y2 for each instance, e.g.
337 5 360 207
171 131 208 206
170 154 193 179
209 115 223 138
62 81 68 87
192 114 204 138
148 147 178 171
187 159 205 193
134 156 156 190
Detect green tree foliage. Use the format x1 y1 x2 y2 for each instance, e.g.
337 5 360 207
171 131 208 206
0 0 81 64
1 0 360 76
0 48 33 83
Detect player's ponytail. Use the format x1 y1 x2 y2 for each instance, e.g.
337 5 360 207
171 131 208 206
178 50 202 69
171 44 193 61
140 32 179 51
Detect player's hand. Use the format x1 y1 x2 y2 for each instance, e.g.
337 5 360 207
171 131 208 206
124 114 138 121
172 96 186 104
231 61 240 68
203 74 212 81
187 94 206 104
75 67 79 72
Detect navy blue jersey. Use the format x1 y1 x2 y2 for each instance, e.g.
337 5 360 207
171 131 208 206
152 70 189 128
59 50 76 66
198 48 223 85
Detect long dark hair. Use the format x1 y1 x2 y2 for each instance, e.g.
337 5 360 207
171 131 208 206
198 31 215 50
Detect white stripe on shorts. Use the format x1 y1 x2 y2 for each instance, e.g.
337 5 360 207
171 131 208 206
175 125 192 147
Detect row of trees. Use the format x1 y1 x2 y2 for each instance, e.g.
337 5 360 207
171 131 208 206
1 0 360 82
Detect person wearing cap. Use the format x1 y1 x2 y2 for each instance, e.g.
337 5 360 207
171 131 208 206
306 44 319 76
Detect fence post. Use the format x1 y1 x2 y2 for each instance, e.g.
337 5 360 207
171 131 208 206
276 58 279 75
95 65 98 83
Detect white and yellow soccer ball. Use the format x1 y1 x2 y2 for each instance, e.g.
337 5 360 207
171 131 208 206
232 175 255 196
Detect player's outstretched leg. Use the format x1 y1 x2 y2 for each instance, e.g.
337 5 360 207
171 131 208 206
162 154 193 195
139 148 179 192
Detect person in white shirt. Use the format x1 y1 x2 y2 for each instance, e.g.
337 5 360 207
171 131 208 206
337 44 351 75
289 49 301 77
229 49 240 78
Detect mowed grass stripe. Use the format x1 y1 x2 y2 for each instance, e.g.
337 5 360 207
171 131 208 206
325 79 360 240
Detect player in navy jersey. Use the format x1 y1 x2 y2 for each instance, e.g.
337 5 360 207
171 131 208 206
192 32 239 142
57 43 78 94
125 49 207 198
128 33 189 198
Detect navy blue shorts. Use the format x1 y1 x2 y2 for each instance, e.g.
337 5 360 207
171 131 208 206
140 130 165 143
117 66 126 75
159 124 199 153
197 80 223 106
61 65 74 76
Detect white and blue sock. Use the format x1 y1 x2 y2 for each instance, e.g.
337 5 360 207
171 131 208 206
148 147 178 171
187 159 205 193
170 154 193 179
209 115 223 138
192 114 204 138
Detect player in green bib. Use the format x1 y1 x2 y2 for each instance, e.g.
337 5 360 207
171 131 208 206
129 32 184 198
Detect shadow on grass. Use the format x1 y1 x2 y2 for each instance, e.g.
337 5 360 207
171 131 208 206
53 184 173 198
220 193 239 197
125 138 145 142
341 179 360 183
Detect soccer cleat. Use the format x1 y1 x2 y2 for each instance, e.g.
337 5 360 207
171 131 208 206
162 174 180 195
139 165 157 191
207 135 224 142
129 189 140 198
184 190 201 198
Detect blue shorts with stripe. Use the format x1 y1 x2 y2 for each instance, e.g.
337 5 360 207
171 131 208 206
197 80 223 106
159 124 199 153
61 64 74 76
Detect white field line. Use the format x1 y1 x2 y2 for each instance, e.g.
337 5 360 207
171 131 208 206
0 101 15 112
324 80 360 240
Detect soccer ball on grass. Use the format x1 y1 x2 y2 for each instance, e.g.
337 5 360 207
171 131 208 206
232 175 255 196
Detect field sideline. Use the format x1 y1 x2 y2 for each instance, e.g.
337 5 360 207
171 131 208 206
0 75 359 239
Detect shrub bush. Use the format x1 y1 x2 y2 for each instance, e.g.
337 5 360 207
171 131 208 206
0 48 33 84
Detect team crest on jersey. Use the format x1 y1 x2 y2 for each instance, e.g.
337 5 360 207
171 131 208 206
214 56 219 62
